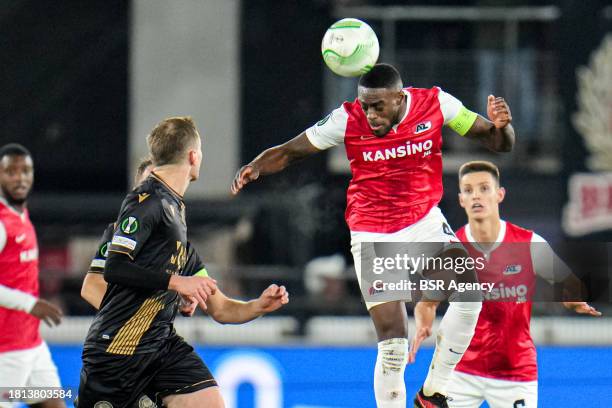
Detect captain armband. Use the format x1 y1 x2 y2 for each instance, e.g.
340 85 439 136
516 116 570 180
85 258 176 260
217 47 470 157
194 267 209 277
447 106 478 136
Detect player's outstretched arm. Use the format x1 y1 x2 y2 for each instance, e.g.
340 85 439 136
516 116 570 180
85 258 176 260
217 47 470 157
231 133 321 194
561 275 602 317
205 284 289 324
409 300 439 363
464 95 515 152
530 237 602 317
81 273 107 310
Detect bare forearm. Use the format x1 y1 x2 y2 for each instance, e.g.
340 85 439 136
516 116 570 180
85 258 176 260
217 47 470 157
562 273 588 301
212 298 263 324
465 96 515 152
487 123 515 152
232 133 319 194
415 301 439 328
249 145 295 176
81 273 107 310
470 120 515 152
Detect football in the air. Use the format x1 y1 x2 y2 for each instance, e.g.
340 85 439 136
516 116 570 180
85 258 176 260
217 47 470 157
321 18 380 77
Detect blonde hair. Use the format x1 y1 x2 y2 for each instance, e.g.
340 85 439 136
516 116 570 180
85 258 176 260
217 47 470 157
146 116 199 166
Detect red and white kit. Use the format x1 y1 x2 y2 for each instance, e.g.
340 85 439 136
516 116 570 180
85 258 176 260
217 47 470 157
0 197 61 397
306 87 467 308
449 220 569 408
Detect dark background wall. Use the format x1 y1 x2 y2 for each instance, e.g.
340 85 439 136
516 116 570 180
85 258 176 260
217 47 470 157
0 0 128 192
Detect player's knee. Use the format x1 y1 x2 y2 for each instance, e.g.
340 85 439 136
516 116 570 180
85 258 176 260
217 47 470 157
370 303 408 340
377 338 408 371
378 322 408 340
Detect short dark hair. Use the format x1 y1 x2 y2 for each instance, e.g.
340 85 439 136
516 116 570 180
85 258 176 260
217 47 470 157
146 116 200 166
358 63 403 90
0 143 31 161
458 161 500 185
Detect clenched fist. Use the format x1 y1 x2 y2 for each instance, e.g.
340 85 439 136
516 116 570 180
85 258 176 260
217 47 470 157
487 95 512 129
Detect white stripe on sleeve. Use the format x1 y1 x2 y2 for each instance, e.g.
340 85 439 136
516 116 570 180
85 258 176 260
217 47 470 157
0 284 37 312
305 106 348 150
437 88 465 125
530 232 571 283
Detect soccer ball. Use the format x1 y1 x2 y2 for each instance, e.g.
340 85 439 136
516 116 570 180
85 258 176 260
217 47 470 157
321 18 380 77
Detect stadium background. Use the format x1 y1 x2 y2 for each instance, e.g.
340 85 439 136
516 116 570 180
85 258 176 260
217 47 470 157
2 0 612 406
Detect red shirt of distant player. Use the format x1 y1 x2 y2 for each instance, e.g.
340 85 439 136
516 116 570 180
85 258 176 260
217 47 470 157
455 221 538 382
306 87 466 233
0 199 41 353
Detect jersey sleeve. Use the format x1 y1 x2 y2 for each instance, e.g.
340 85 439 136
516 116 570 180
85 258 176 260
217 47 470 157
530 233 572 284
88 224 115 274
0 284 37 312
305 106 348 150
183 242 209 277
108 195 162 260
438 88 478 136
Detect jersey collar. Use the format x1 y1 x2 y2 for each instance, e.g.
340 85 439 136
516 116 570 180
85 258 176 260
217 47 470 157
465 220 507 256
391 89 412 133
150 172 184 202
0 196 27 220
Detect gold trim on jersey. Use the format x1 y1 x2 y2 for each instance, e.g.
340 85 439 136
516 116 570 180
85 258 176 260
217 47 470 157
107 249 135 260
169 241 187 274
106 295 165 355
175 379 217 393
151 172 184 200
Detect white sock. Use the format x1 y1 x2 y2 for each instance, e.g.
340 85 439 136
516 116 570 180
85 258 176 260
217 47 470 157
423 301 482 396
374 338 408 408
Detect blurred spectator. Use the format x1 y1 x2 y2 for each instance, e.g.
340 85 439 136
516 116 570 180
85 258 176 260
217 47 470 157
305 254 346 302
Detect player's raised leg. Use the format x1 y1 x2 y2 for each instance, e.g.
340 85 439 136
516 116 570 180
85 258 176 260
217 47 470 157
351 231 411 407
418 301 482 405
422 270 482 401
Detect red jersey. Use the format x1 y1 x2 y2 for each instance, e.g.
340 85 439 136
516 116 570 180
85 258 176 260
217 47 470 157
455 221 538 381
306 87 467 233
0 199 41 353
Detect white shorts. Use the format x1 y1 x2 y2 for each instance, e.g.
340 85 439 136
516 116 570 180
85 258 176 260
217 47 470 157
0 342 62 407
350 206 462 310
448 371 538 408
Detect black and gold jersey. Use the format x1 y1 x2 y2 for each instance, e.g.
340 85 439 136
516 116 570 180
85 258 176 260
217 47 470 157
84 173 206 355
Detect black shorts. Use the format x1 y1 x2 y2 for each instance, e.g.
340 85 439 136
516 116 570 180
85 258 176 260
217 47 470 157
77 335 217 408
